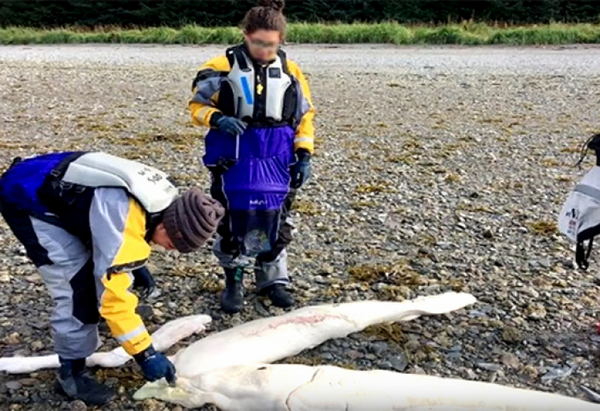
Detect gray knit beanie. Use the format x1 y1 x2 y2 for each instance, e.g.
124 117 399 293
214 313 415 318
162 188 225 253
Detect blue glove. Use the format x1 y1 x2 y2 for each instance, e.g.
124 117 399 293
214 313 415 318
134 346 177 385
214 115 247 136
290 149 311 189
132 266 155 299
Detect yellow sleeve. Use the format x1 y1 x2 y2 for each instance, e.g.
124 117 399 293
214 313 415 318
288 60 316 153
190 55 231 128
99 198 152 355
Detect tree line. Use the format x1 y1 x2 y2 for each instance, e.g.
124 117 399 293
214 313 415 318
1 0 600 28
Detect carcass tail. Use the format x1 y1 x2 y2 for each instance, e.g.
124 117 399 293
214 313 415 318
0 315 211 375
0 355 60 374
332 292 477 329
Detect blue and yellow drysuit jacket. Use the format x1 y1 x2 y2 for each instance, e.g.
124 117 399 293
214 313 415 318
0 152 159 356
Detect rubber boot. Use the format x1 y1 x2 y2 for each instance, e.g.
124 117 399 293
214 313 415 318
262 284 295 308
221 267 244 314
56 358 114 405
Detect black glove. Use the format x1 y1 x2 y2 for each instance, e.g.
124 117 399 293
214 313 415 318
134 346 177 385
132 266 155 299
210 113 247 136
290 149 311 189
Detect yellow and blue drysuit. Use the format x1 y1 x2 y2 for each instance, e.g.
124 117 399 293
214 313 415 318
189 44 315 290
0 152 175 359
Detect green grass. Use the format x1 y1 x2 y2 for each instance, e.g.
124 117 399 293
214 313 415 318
1 23 600 45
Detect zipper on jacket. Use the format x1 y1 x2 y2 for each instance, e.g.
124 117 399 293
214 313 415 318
253 64 267 120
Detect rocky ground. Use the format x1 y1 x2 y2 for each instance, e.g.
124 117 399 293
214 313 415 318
1 44 600 410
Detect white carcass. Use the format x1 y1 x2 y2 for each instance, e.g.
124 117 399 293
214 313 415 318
170 291 476 377
134 292 477 404
0 292 473 377
135 363 600 411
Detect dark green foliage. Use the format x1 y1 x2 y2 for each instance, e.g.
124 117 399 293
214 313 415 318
1 0 600 28
2 23 600 45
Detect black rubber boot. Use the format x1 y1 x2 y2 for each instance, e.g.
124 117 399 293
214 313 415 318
221 267 244 314
56 358 114 405
262 284 295 308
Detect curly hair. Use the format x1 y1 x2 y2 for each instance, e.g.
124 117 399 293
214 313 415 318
242 0 287 38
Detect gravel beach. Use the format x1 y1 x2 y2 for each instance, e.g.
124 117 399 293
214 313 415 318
1 44 600 410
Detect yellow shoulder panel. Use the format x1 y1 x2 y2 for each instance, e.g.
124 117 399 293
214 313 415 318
111 198 151 269
199 54 231 72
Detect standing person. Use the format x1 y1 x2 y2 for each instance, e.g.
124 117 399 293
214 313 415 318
0 151 224 405
189 0 316 314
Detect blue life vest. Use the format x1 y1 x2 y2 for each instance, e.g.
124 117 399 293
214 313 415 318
0 152 76 216
204 126 295 256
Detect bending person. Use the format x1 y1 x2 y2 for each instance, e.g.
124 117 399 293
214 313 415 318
189 0 316 314
0 152 224 405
